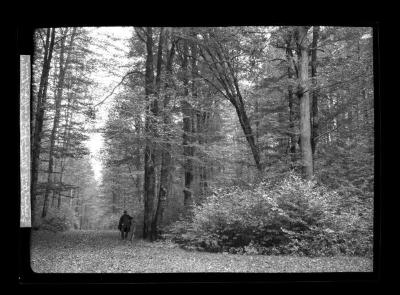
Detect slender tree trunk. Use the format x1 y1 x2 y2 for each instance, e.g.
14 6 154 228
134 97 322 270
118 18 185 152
233 97 261 171
150 28 165 241
80 203 85 230
311 26 320 156
56 88 73 210
181 39 195 210
42 28 77 218
198 35 262 172
32 29 50 139
197 111 209 197
142 27 157 240
134 116 142 203
31 28 56 219
288 85 296 159
286 34 298 169
152 32 176 240
286 43 297 167
254 99 260 145
295 26 313 179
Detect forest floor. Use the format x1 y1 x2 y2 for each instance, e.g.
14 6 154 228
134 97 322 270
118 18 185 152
30 230 373 273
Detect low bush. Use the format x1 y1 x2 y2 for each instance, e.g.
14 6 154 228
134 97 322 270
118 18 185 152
33 205 79 232
165 172 373 257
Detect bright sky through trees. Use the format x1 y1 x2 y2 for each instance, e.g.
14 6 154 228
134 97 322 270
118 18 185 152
85 27 132 182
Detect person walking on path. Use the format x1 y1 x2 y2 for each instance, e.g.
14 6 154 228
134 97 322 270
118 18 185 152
118 210 132 240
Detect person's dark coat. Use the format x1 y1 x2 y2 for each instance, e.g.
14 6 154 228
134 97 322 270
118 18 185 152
118 213 132 239
118 213 132 230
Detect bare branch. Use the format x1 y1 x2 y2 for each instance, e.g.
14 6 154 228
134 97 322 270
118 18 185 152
94 71 143 107
134 27 146 43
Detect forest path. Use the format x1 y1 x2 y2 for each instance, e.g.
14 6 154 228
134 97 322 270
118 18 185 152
31 230 373 273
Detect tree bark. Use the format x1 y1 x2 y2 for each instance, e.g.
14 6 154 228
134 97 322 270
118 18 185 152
56 81 74 210
150 28 168 241
142 27 157 240
152 32 176 240
295 26 314 179
286 42 297 165
311 26 320 156
197 111 209 197
233 96 261 171
181 38 195 211
134 116 142 203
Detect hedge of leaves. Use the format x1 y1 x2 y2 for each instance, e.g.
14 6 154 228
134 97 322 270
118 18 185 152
165 173 373 257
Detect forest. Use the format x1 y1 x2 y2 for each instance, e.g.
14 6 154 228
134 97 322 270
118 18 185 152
30 26 374 263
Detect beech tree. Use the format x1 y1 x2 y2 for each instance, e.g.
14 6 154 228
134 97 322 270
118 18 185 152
295 26 314 179
152 29 177 240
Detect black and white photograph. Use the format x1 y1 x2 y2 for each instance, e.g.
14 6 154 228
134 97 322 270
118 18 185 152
20 25 376 277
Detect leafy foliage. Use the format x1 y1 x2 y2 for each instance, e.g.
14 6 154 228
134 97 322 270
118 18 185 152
166 172 373 257
33 204 79 232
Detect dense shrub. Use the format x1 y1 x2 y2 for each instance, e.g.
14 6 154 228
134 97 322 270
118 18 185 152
165 172 373 257
33 205 79 232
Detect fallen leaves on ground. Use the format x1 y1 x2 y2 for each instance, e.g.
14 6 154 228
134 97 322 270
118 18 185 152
30 230 373 273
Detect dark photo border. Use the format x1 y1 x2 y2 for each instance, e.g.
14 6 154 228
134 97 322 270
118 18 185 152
15 16 386 289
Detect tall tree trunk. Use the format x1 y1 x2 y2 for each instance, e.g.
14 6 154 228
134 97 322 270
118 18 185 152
193 35 209 197
134 116 142 203
32 29 50 139
197 111 209 197
42 28 77 218
181 38 195 211
190 39 201 197
311 26 320 156
152 32 176 240
295 26 313 179
286 43 297 166
56 85 73 210
31 28 56 220
150 28 165 241
142 27 157 240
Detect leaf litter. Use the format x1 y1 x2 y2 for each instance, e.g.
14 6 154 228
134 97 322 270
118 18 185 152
30 230 373 273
